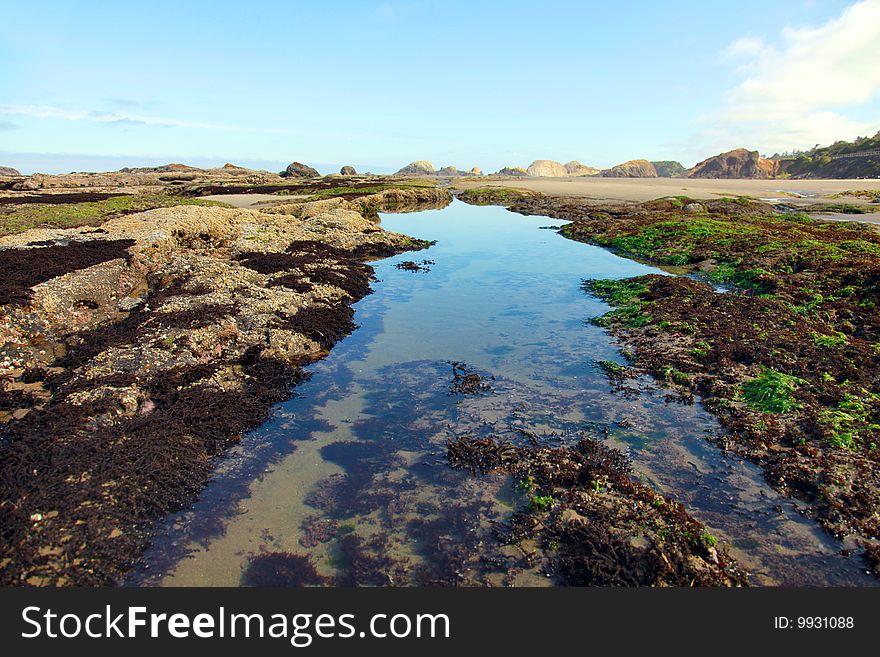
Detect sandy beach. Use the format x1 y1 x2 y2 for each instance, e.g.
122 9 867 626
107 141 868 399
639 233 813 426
450 176 880 206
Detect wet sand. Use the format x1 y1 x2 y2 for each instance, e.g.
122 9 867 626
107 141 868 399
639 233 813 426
450 176 880 207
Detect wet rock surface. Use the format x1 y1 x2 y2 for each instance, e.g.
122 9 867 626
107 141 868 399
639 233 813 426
506 193 880 567
0 190 436 585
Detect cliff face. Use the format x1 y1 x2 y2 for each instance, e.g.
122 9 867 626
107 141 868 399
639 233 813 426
687 149 778 179
773 130 880 179
778 155 880 179
602 159 658 178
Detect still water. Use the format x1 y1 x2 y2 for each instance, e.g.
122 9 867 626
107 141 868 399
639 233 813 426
133 200 873 586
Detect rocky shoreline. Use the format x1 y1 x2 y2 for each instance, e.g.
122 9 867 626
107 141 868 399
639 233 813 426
459 190 880 575
0 185 448 585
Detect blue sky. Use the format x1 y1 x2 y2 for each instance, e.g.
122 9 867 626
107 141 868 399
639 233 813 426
1 0 878 174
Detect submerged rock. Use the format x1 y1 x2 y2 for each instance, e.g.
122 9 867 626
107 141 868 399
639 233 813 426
280 161 320 178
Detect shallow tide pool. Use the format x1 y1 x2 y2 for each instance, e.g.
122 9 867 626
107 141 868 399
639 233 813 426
133 200 874 587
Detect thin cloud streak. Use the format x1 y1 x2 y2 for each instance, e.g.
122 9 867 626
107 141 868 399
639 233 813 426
0 104 306 136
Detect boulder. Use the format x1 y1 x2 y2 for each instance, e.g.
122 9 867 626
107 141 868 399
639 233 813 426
602 159 658 178
495 167 529 177
651 161 686 177
564 160 601 176
686 148 778 179
0 166 21 176
526 160 568 177
340 165 357 176
280 162 320 178
683 203 705 214
394 160 436 176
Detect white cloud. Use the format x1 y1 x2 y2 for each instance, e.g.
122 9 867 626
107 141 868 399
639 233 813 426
707 0 880 154
724 35 766 58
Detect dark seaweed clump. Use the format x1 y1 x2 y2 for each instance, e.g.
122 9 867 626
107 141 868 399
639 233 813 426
448 361 493 395
0 239 135 306
0 192 127 206
0 347 309 586
448 435 746 587
243 552 328 587
394 259 434 272
236 239 375 300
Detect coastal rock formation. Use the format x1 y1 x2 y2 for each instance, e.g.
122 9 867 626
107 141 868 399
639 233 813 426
494 167 529 177
0 166 21 176
564 160 600 176
526 160 568 177
118 163 198 174
436 166 461 176
394 161 436 176
0 190 436 586
774 131 880 178
339 165 357 176
602 159 658 178
280 162 320 178
268 186 453 218
5 165 281 191
469 166 482 176
686 148 778 179
651 161 686 177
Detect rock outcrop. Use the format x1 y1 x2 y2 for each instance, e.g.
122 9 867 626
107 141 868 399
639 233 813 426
5 165 281 191
0 166 22 177
686 149 778 179
436 166 461 177
494 167 529 177
651 161 686 177
117 163 199 174
526 160 568 177
469 166 482 176
268 186 453 218
339 165 357 176
0 187 437 586
564 161 600 176
280 162 320 178
394 161 436 176
602 159 658 178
